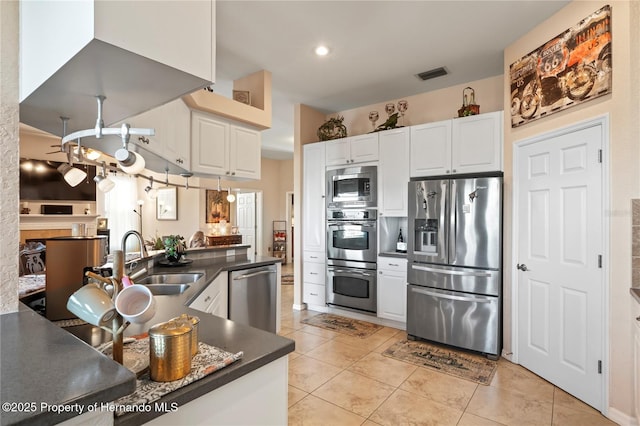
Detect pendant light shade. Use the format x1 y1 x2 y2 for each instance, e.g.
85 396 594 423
58 163 87 187
115 149 145 174
226 192 236 203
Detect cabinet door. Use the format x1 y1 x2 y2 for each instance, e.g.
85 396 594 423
379 128 409 217
303 142 326 252
164 99 191 170
348 133 379 164
208 274 228 319
189 273 228 318
325 138 349 166
229 125 261 179
190 111 229 175
128 105 166 157
410 120 452 177
451 111 502 174
377 269 407 322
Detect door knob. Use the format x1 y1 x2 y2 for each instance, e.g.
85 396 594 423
516 263 529 271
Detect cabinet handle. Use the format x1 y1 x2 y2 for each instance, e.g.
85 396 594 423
309 272 318 275
310 293 319 296
637 316 640 321
452 169 457 173
309 256 318 259
176 158 183 164
138 136 150 144
204 296 211 303
379 212 383 216
446 170 450 174
232 172 236 176
226 171 230 175
389 263 399 267
379 271 383 274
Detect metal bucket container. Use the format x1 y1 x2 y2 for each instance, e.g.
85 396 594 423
171 313 200 357
149 320 192 381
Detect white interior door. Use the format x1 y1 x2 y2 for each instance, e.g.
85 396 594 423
236 192 256 258
515 123 604 410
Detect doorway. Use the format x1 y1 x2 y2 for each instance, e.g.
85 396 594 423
285 191 294 266
235 191 263 259
513 116 608 412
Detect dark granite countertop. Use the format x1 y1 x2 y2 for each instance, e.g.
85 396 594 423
0 306 136 425
631 288 640 304
1 251 294 425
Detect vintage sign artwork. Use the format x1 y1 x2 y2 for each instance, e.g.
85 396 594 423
510 5 611 128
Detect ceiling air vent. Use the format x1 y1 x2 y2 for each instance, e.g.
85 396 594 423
416 67 448 81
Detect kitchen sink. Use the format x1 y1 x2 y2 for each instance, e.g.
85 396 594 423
143 284 191 296
136 273 204 285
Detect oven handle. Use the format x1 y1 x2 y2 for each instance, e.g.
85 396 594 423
328 222 376 227
411 264 491 278
410 287 492 303
330 269 375 277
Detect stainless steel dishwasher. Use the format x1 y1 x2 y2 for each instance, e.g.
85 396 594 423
229 264 277 333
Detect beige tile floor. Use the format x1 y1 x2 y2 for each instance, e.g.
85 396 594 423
279 263 616 426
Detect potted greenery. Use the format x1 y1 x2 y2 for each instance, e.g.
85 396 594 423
163 235 186 263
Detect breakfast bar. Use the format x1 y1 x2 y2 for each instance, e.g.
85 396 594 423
0 246 294 425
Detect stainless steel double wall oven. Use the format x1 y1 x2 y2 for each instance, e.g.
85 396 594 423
326 166 378 314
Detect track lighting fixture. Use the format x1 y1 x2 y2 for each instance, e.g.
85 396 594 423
145 176 158 199
60 96 153 176
58 163 87 187
93 162 115 193
58 129 87 187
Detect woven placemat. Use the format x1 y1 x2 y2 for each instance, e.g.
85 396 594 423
383 340 497 385
100 339 243 416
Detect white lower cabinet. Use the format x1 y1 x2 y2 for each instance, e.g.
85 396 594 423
303 250 326 309
189 273 228 319
377 257 407 323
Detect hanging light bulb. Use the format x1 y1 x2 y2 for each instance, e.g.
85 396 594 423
58 163 87 187
93 162 115 192
226 190 235 203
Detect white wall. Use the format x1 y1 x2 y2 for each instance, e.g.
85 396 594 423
0 0 20 314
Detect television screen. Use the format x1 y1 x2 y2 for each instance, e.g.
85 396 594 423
20 159 97 201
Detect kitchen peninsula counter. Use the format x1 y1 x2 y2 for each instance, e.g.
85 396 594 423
1 247 294 425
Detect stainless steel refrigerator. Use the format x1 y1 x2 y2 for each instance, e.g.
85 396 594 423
407 174 502 357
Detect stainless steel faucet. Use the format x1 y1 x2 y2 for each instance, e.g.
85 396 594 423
121 230 149 273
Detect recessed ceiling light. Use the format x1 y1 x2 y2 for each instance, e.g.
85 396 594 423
315 45 329 56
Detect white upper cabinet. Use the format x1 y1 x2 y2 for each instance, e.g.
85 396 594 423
451 111 503 174
229 125 261 180
410 120 452 177
127 99 191 171
20 0 216 137
326 133 378 167
190 111 261 180
303 142 326 253
410 111 503 177
378 128 410 217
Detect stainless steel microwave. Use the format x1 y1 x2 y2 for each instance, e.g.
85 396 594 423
326 166 377 209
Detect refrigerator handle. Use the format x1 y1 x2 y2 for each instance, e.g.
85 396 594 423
440 180 448 257
411 264 492 277
411 286 492 303
450 180 457 261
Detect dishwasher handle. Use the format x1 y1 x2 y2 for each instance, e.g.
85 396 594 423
233 269 275 281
